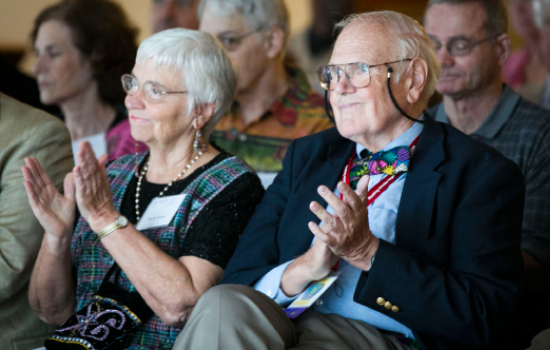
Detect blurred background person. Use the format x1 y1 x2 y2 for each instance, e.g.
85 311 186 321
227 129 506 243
23 28 263 349
424 0 550 347
518 0 550 108
0 54 60 116
198 0 333 188
287 0 353 94
32 0 144 163
0 93 73 350
503 0 548 89
150 0 200 33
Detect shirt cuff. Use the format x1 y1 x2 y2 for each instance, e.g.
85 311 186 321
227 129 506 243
253 260 298 306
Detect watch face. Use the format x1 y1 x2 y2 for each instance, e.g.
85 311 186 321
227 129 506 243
116 215 128 227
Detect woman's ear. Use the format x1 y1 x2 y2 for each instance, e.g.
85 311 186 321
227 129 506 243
194 102 216 129
264 26 285 59
406 58 428 104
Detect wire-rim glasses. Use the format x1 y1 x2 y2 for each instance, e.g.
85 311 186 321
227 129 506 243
121 74 188 103
317 59 412 91
429 36 497 57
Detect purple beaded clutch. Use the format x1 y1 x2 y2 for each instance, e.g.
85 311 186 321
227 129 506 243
44 264 153 350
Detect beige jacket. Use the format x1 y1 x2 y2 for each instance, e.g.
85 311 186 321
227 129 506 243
0 93 73 350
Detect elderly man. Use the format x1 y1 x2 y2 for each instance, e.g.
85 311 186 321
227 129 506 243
198 0 332 187
150 0 200 33
424 0 550 346
173 11 524 350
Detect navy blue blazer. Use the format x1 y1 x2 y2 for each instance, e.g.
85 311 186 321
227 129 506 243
222 117 525 350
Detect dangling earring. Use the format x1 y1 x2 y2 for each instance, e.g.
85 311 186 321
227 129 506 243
193 114 203 153
134 141 139 177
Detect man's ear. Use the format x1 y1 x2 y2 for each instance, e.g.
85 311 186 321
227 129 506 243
406 58 428 104
193 102 216 129
494 33 511 66
264 26 285 59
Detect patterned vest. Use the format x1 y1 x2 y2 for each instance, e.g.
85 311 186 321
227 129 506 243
71 152 255 349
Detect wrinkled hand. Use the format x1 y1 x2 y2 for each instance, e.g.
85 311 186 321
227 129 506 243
308 175 379 270
304 236 340 281
280 234 339 296
22 157 76 238
73 142 116 231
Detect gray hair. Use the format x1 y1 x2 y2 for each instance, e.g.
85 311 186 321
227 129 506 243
335 11 440 103
425 0 508 39
136 28 237 137
198 0 290 50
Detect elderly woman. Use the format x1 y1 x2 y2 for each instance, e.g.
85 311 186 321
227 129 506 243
32 0 147 162
22 28 264 350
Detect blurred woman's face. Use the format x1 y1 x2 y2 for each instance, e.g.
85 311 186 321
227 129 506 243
124 59 193 149
33 20 94 106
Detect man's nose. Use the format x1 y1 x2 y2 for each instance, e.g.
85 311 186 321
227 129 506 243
332 73 357 95
436 46 455 68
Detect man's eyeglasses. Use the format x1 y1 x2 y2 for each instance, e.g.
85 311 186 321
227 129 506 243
217 27 267 52
429 36 496 57
121 74 188 103
317 59 412 91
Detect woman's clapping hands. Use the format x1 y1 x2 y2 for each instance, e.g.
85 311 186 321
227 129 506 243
23 141 118 239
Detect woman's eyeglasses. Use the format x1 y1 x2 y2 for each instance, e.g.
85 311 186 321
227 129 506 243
121 74 188 103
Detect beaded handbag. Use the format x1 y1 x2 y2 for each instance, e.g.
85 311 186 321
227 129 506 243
44 263 153 350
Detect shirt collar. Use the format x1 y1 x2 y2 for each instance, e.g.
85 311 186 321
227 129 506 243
355 115 425 157
434 84 520 139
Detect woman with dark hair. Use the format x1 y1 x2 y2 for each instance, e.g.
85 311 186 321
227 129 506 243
32 0 147 162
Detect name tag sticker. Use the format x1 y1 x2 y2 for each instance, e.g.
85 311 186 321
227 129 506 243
284 271 340 318
135 194 187 231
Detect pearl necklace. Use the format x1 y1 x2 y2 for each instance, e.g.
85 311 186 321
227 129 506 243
135 151 204 221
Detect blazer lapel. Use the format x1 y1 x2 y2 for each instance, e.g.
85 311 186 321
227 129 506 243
288 134 355 255
396 117 446 247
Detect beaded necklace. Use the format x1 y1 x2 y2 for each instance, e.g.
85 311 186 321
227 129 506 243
135 151 204 221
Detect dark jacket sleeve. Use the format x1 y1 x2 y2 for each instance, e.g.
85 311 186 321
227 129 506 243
221 140 298 285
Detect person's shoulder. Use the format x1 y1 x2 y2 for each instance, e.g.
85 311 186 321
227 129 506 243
1 93 64 129
0 93 68 143
105 151 140 176
435 121 522 175
512 97 550 131
209 153 256 176
516 80 545 105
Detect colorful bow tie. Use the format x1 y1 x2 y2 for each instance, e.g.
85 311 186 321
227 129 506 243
349 146 412 190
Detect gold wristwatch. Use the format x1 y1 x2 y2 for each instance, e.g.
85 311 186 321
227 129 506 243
97 215 128 239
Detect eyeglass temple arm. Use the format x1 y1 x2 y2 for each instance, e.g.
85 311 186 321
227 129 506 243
324 90 335 124
385 64 425 124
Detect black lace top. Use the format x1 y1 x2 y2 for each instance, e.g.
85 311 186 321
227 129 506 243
119 153 264 268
